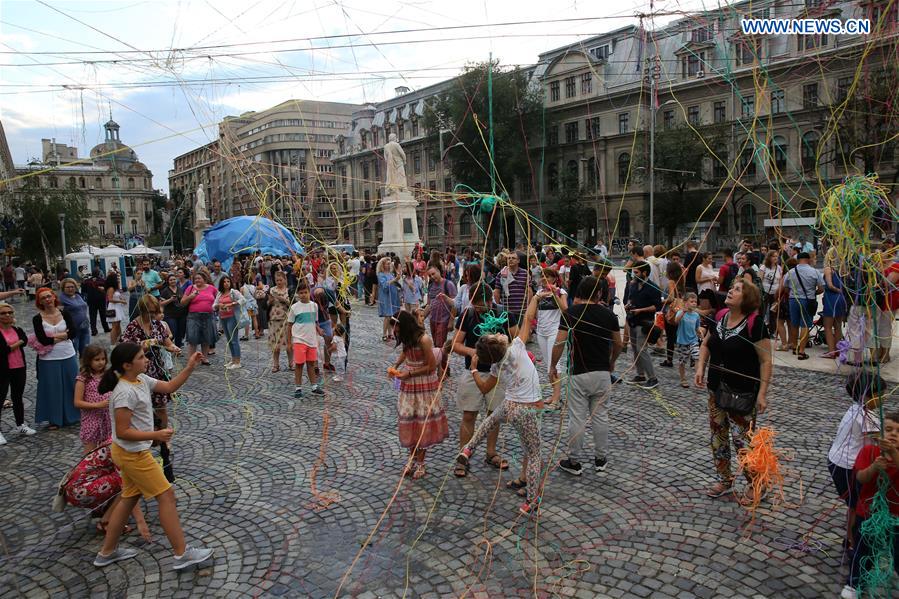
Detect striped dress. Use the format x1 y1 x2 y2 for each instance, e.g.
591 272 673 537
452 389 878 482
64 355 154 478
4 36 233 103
397 347 448 449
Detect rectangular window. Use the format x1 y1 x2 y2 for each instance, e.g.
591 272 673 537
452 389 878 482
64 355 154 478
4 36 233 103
771 90 785 114
691 25 713 42
98 221 106 235
565 76 576 98
397 121 405 140
428 180 436 193
803 83 818 109
565 122 578 144
129 199 136 212
403 218 413 234
362 162 370 180
342 194 348 211
798 33 828 51
591 45 609 61
714 101 726 123
411 119 419 137
549 81 560 102
683 51 705 78
618 113 629 134
548 125 559 146
741 97 755 119
713 150 728 179
836 77 852 102
687 105 700 125
114 224 123 236
522 176 532 196
374 160 381 179
363 190 370 206
586 117 600 140
96 198 104 212
428 152 436 171
581 73 593 95
663 110 674 130
443 177 452 192
413 151 421 174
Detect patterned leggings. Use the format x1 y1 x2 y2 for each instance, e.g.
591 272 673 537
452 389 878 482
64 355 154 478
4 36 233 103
465 400 542 505
707 392 756 483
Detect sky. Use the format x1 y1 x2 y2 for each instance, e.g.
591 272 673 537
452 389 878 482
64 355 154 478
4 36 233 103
0 0 709 194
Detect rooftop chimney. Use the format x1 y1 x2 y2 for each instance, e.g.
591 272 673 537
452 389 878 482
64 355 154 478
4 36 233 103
394 86 411 96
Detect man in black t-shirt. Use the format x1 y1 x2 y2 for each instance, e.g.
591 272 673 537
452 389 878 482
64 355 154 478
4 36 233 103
567 254 591 307
451 281 509 476
551 276 622 476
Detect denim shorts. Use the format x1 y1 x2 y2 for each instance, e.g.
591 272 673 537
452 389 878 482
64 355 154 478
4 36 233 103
789 297 816 329
318 320 333 338
186 312 216 346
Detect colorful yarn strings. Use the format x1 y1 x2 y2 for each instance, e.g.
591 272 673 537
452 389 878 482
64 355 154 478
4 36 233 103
819 174 894 261
858 474 898 596
473 311 509 336
736 426 786 517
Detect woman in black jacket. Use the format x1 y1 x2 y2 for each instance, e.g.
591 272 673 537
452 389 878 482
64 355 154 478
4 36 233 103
0 301 36 443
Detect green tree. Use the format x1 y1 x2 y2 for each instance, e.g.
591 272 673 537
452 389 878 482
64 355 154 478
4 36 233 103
161 188 195 253
424 60 542 248
637 123 726 247
1 178 90 269
546 172 584 242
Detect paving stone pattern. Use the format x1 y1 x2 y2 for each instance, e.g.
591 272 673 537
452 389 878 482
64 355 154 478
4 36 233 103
0 303 888 598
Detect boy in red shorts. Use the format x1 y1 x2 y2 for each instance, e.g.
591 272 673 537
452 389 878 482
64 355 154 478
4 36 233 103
287 282 323 398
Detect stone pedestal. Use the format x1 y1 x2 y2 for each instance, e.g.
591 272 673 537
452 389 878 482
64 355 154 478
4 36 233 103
377 190 421 257
193 219 210 249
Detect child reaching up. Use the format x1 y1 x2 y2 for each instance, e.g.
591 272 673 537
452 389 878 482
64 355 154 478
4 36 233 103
92 343 213 570
457 292 545 516
74 344 111 454
673 293 702 388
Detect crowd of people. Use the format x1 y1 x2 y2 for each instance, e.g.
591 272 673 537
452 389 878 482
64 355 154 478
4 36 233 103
0 234 897 583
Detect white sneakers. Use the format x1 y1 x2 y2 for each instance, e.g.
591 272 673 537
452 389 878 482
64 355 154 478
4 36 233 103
225 362 242 370
840 585 856 599
0 424 37 445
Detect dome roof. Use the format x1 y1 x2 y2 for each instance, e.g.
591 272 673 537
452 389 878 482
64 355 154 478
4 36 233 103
90 139 138 164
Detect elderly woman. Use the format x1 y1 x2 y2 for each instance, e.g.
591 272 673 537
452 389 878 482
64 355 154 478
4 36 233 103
695 280 772 501
32 287 80 430
181 271 217 364
0 302 37 443
58 278 91 355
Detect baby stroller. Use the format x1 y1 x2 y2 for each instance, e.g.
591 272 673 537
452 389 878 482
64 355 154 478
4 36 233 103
809 311 827 346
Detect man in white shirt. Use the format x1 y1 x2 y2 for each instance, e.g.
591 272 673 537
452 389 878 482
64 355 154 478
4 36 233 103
14 265 26 289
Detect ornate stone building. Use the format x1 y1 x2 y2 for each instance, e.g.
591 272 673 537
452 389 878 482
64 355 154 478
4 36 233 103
13 119 159 247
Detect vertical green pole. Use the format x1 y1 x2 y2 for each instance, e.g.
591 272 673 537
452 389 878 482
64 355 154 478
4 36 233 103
488 53 495 195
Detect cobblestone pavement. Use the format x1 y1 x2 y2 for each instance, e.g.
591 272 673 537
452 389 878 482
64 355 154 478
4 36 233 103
0 301 895 598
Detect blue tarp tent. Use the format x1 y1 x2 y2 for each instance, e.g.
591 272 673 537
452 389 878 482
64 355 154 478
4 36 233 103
195 216 303 270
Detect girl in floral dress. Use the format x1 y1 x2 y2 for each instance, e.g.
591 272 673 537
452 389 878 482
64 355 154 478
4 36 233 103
389 311 448 479
73 345 111 454
267 271 292 372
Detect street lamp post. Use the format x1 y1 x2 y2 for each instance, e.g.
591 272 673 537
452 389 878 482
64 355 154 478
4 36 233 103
58 213 66 258
645 57 661 246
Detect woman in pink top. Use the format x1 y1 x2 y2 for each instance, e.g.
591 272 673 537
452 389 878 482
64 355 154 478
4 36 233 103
180 272 217 364
0 301 36 444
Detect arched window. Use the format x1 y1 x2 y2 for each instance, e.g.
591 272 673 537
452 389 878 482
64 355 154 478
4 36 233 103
801 131 819 170
460 212 472 236
363 222 372 243
372 127 380 147
375 220 383 242
618 153 630 185
130 219 138 234
801 200 817 218
360 131 368 150
67 177 75 188
619 209 630 237
712 145 729 179
771 135 787 170
98 220 106 236
48 176 58 188
143 178 148 190
444 213 454 238
740 146 757 176
428 215 438 239
95 177 103 189
586 157 597 190
79 177 86 188
739 203 757 233
128 177 135 189
548 163 559 192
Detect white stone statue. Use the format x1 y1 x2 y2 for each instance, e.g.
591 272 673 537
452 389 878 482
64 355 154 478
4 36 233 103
195 184 208 223
384 133 407 194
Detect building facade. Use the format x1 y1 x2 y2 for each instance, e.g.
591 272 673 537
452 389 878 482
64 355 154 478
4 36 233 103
529 0 898 251
13 119 159 247
168 100 361 246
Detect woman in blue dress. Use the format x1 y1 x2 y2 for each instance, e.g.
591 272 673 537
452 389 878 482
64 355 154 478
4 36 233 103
376 257 401 341
821 248 847 359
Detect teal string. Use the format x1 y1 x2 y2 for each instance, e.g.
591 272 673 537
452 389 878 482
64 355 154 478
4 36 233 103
473 311 508 336
858 473 898 595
